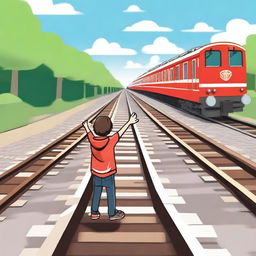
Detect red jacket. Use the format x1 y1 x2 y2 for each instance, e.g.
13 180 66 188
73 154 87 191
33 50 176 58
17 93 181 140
87 132 119 177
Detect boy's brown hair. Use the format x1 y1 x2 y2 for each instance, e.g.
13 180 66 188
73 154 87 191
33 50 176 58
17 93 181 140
93 116 113 136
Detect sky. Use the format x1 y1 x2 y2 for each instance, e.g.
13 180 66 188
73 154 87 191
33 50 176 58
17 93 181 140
24 0 256 86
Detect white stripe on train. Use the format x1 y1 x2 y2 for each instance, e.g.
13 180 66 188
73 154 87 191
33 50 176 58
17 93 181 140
132 83 246 90
199 83 246 88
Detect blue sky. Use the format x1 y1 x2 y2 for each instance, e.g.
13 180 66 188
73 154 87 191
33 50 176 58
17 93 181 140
24 0 256 86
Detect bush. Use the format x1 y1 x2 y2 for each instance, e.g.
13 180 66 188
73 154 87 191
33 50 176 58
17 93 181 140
0 68 12 93
62 79 84 101
19 65 57 106
247 73 256 90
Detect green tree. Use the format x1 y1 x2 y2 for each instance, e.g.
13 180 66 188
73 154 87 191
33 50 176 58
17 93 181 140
244 35 256 90
0 0 122 100
0 0 44 95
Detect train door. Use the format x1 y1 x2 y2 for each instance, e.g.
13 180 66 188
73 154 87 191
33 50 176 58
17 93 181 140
192 59 197 90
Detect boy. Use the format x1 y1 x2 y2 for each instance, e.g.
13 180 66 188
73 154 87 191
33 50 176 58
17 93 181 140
83 112 139 221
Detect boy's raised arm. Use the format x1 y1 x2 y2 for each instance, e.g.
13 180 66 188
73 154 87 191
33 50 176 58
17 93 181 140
82 120 90 133
118 112 139 138
82 120 97 137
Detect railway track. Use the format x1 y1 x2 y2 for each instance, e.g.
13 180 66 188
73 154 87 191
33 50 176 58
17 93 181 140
135 91 256 139
0 94 120 214
129 92 256 215
37 92 204 256
211 116 256 138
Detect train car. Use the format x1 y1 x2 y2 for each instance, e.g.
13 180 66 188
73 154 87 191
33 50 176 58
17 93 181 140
128 42 251 117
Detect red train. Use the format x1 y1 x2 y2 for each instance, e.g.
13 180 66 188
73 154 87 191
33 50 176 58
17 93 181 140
128 42 251 117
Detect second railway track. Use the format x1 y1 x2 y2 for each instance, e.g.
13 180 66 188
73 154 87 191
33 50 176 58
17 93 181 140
129 92 256 215
211 116 256 138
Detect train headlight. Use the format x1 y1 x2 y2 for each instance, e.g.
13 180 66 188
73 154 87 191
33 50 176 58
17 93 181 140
206 96 216 107
241 94 251 105
240 88 244 92
212 89 217 93
206 89 211 94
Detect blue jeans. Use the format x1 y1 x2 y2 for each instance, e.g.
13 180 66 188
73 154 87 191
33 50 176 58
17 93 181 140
91 174 116 216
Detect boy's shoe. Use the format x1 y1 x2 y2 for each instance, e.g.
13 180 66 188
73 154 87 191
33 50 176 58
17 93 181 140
90 213 100 220
109 210 125 221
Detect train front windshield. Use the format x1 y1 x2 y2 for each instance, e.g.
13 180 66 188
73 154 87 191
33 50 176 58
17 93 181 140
205 49 243 67
229 50 243 66
205 50 221 67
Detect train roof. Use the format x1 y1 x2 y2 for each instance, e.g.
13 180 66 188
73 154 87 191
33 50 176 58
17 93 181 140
135 42 244 81
140 45 202 77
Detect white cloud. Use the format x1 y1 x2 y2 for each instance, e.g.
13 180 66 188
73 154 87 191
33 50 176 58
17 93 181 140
147 55 161 67
125 61 144 69
211 19 256 45
123 20 172 32
123 5 144 12
23 0 81 15
142 37 184 54
84 38 137 55
182 22 221 32
125 55 161 69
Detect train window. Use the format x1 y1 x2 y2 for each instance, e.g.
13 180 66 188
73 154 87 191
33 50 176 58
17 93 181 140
192 59 196 79
171 68 174 81
183 63 188 79
205 50 221 67
175 65 180 80
229 50 242 66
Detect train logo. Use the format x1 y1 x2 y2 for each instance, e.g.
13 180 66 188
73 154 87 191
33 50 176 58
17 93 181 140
220 70 232 81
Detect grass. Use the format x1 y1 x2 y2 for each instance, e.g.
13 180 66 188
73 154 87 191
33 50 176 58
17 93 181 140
0 94 97 133
231 90 256 120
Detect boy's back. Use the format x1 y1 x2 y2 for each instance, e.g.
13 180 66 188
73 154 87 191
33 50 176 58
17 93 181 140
87 132 119 177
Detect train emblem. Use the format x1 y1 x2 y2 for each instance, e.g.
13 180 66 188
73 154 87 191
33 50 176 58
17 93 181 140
220 70 232 81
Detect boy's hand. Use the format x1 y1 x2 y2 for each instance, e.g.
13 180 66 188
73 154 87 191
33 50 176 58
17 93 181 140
129 112 139 124
82 120 90 132
82 120 87 128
